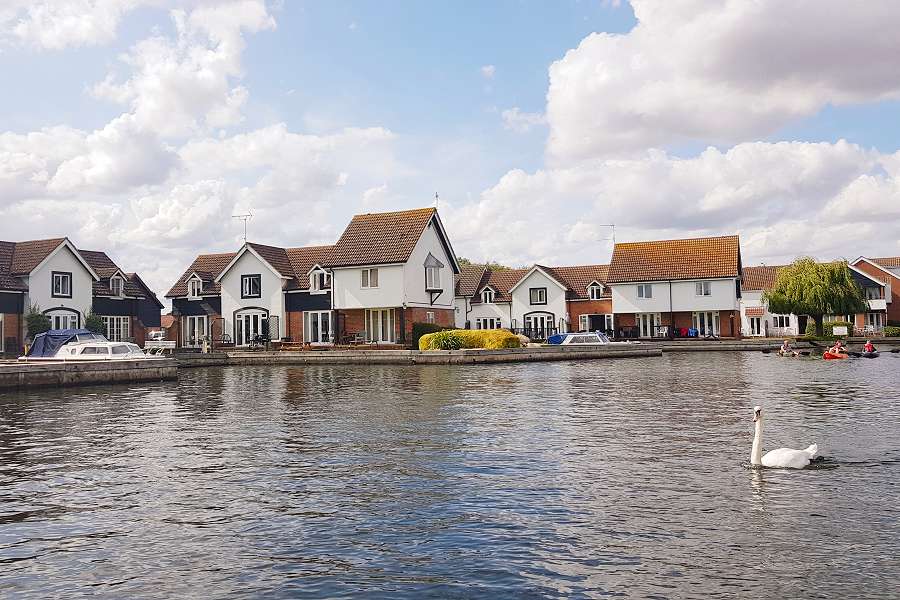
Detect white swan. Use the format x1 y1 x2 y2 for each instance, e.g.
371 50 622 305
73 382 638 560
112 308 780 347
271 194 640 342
750 406 818 469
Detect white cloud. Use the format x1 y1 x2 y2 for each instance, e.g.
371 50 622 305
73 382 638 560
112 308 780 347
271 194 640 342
547 0 900 161
480 64 496 79
445 140 900 267
501 107 546 133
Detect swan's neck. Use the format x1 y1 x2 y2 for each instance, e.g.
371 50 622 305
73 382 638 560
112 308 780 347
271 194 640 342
751 420 763 465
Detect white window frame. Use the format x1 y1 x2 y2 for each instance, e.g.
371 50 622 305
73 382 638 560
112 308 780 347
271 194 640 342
588 284 603 300
102 316 131 342
304 310 332 344
695 281 712 296
425 311 435 324
110 276 124 297
475 317 502 330
426 265 441 290
481 288 495 303
52 272 72 297
578 314 589 331
241 274 261 298
188 278 203 299
361 268 379 289
529 287 547 305
637 284 653 299
310 270 331 293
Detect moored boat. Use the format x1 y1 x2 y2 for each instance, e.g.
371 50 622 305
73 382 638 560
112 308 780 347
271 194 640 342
19 329 160 362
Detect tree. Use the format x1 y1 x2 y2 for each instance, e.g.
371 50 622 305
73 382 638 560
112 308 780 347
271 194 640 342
763 258 868 337
457 256 515 271
84 310 105 335
25 303 51 340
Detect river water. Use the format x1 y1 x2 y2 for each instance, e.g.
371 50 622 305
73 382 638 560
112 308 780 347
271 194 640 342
1 353 898 599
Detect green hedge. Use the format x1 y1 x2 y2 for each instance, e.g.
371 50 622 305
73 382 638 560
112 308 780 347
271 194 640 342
884 326 900 337
805 320 853 339
419 329 522 351
411 322 450 348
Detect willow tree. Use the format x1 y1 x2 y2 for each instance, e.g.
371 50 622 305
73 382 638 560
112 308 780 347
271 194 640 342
763 258 868 336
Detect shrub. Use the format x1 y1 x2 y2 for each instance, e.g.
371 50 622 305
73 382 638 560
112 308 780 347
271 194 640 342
411 322 449 348
805 320 853 340
884 325 900 337
419 328 522 351
84 310 105 335
25 303 51 339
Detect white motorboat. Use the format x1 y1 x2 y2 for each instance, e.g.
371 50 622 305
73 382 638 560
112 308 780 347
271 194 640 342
19 329 161 361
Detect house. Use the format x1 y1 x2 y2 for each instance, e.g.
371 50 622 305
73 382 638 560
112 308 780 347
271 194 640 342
453 263 611 339
606 235 743 338
325 207 460 344
0 237 162 353
741 262 889 336
851 257 899 328
165 207 458 348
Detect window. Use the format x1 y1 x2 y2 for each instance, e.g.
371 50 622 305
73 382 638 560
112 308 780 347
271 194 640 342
865 287 881 300
588 284 603 300
475 317 502 329
481 288 495 303
579 314 589 331
110 276 124 297
311 270 331 292
426 265 441 290
824 314 852 323
51 272 72 298
529 287 547 305
695 281 712 296
361 268 379 288
772 315 790 329
188 279 203 298
578 313 613 332
48 311 78 330
241 274 261 298
112 345 130 355
425 311 435 324
637 284 653 299
102 316 131 342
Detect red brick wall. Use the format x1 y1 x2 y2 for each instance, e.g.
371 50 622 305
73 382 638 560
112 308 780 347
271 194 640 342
616 313 636 327
403 307 454 339
2 312 22 355
285 310 303 341
719 310 741 338
337 309 367 343
853 260 899 323
567 299 613 329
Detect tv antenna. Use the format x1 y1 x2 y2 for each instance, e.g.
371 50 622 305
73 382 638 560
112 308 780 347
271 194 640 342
434 192 439 209
232 211 253 242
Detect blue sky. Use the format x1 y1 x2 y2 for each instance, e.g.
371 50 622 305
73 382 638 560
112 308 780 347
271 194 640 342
2 0 900 297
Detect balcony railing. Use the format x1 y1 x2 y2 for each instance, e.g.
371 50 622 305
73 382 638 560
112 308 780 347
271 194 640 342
509 326 559 342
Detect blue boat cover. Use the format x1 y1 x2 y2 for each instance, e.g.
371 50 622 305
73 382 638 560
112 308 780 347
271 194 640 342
547 333 569 345
27 329 101 357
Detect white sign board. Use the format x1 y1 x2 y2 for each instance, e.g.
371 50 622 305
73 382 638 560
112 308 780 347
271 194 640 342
832 325 848 336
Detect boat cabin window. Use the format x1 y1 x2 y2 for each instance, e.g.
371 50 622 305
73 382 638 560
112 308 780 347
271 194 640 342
112 345 130 355
80 346 109 354
129 345 144 354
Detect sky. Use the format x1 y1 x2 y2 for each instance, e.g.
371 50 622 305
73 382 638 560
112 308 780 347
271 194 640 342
2 0 900 303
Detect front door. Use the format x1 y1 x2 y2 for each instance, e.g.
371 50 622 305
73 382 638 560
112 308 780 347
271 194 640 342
366 309 395 343
305 311 332 343
183 315 208 347
693 312 720 336
637 313 660 337
749 317 762 336
235 311 266 346
46 310 79 330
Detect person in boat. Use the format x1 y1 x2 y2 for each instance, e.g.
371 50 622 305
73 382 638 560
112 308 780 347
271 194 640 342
829 340 848 355
864 339 877 353
779 339 796 356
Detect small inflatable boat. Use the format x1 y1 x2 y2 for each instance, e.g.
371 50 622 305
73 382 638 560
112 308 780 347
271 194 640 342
823 351 848 360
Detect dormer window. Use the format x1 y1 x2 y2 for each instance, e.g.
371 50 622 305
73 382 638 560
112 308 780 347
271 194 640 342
311 269 331 292
481 288 495 303
110 276 124 297
188 278 203 299
423 253 444 291
588 283 603 300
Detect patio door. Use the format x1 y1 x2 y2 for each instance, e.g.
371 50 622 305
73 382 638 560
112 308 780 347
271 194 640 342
524 312 553 339
693 312 720 336
46 309 79 330
183 315 208 347
235 310 267 346
366 309 395 343
637 313 660 337
305 310 332 343
749 317 762 336
866 312 884 330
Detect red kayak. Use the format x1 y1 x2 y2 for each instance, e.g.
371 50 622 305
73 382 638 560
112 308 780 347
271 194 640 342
823 351 848 360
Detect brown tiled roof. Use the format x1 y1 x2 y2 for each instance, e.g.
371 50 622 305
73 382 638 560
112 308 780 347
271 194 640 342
873 257 900 269
80 249 146 298
285 245 333 290
166 252 237 297
455 265 487 297
545 265 610 300
246 243 294 279
0 241 28 291
127 273 164 308
325 207 437 268
10 238 67 275
606 235 741 283
741 265 785 291
471 268 529 303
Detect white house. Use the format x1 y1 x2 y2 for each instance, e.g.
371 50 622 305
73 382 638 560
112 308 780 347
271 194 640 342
606 235 743 338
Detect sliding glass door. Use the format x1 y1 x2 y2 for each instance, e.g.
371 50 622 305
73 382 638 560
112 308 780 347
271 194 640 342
365 309 395 343
304 311 332 344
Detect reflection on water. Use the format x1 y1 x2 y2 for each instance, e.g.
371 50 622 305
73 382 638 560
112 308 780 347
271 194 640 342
1 353 899 598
